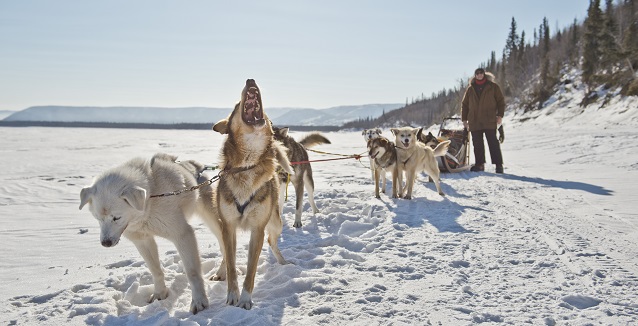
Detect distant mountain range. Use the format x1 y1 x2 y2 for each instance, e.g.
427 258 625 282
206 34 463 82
2 104 402 127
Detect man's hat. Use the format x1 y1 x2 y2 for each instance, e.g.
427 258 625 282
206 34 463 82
475 68 486 75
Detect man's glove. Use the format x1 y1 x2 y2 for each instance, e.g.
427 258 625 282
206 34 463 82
498 125 505 143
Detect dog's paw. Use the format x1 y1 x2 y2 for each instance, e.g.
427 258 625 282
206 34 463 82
293 221 303 228
209 273 225 281
439 192 445 196
226 290 240 306
237 291 254 310
209 264 227 281
403 195 412 200
149 288 169 303
190 296 209 314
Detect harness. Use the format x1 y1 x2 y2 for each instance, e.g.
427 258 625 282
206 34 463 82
221 164 261 215
375 151 397 169
395 146 415 165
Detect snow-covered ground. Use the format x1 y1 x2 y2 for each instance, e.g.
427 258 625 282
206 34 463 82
2 91 638 325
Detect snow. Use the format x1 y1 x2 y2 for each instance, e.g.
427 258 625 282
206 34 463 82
2 87 638 324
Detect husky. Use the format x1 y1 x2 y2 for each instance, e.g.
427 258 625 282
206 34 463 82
417 129 440 148
211 79 292 310
392 127 451 199
79 153 219 314
363 128 383 142
362 128 383 181
273 126 330 228
367 136 400 198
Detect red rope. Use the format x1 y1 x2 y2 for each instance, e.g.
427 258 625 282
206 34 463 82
290 154 363 165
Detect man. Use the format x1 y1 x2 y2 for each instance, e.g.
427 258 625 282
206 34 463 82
461 68 505 174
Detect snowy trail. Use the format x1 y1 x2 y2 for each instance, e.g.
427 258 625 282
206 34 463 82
1 124 638 325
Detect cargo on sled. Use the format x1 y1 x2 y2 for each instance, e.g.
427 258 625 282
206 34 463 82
419 117 471 173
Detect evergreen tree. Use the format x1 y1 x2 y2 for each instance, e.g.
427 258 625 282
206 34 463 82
489 51 497 72
538 17 552 109
600 0 621 71
570 18 580 65
582 0 604 90
623 19 638 72
505 17 520 60
518 31 526 63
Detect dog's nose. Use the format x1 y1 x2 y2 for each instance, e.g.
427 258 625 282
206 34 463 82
101 240 113 247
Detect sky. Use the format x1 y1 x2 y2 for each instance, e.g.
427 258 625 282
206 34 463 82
2 77 638 324
0 1 591 111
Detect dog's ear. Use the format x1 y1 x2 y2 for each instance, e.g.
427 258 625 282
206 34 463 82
121 186 146 212
79 186 95 210
390 128 398 136
415 127 423 136
376 128 382 134
362 130 366 136
279 127 289 137
213 119 229 134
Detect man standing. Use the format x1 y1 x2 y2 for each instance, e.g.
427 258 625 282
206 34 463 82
461 68 505 174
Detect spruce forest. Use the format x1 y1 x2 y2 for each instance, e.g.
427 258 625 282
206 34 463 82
343 0 638 129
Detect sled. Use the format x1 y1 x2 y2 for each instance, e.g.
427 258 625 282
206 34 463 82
435 117 471 173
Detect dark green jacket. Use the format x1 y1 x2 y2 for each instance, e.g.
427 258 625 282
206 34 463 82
461 73 505 131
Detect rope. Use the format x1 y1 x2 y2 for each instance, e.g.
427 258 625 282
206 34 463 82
155 150 366 199
305 148 360 157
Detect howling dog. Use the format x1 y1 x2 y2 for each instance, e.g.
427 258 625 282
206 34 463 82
79 153 219 314
273 126 330 228
367 136 400 198
392 127 450 199
212 79 292 310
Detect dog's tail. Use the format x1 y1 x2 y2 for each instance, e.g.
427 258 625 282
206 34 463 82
299 133 331 148
432 140 451 157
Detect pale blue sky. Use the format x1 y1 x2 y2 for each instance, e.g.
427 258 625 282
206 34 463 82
0 1 590 111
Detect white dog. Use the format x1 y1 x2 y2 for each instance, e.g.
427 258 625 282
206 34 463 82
363 128 383 181
79 153 223 314
392 127 450 199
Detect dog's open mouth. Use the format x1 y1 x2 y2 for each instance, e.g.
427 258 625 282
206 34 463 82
242 79 265 126
402 140 410 147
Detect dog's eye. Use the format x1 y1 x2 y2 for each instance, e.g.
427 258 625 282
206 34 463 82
112 216 121 221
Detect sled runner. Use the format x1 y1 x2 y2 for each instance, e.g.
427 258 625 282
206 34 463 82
436 117 471 173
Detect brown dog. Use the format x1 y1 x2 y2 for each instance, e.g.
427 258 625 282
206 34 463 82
212 79 292 309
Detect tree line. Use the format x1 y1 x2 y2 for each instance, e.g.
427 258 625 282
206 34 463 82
343 0 638 130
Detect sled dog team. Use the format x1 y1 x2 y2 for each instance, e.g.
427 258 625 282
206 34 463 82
79 79 449 314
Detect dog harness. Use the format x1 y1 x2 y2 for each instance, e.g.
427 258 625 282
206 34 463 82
235 196 254 215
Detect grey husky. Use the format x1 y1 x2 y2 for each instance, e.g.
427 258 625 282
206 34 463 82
273 126 331 228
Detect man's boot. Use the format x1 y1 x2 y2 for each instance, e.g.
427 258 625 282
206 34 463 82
496 164 504 174
470 164 484 172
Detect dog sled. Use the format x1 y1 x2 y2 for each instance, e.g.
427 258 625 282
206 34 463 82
435 117 471 173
